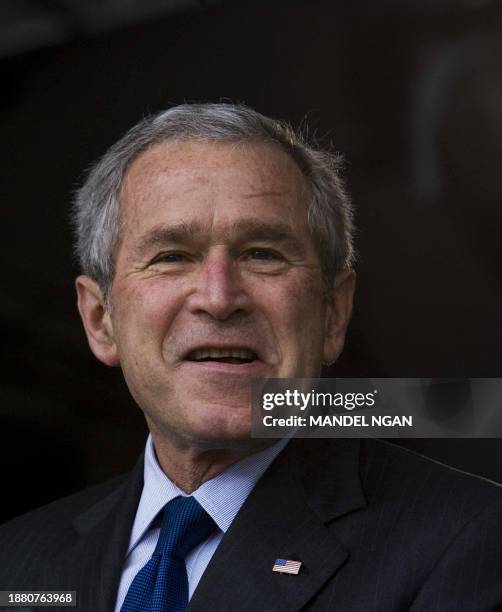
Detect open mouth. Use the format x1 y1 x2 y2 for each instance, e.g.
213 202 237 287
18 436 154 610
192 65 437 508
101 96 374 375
185 347 258 365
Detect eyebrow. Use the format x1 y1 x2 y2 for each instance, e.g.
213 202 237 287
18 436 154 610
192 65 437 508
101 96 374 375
134 222 201 256
133 219 308 258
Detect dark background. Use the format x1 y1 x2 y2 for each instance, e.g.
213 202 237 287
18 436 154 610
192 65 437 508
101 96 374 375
1 0 501 523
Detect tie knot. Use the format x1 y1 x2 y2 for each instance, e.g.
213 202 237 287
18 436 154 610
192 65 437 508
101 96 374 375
154 496 216 559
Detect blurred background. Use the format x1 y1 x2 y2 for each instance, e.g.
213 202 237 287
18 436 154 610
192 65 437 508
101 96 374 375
1 0 501 523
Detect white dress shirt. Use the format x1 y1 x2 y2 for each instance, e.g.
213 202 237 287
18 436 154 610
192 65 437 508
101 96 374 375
114 435 289 611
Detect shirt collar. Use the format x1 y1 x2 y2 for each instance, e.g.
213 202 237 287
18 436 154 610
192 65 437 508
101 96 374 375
128 435 289 553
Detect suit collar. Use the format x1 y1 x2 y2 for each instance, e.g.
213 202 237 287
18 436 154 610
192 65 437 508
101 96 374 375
292 438 366 522
188 438 366 611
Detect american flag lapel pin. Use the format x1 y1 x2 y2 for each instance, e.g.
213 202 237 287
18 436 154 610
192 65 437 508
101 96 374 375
272 558 302 575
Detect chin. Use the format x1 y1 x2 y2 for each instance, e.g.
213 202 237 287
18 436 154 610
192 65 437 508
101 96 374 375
147 396 265 452
194 416 251 442
180 404 257 448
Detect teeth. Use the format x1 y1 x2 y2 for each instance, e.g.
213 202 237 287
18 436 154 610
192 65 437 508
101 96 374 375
189 348 256 360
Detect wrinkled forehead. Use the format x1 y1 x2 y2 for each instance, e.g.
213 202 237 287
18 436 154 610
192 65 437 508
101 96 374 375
118 139 312 241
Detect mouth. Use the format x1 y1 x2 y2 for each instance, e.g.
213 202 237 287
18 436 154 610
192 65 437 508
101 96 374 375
185 347 259 365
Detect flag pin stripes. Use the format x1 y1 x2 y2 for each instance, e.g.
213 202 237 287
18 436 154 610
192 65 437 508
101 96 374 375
272 558 302 575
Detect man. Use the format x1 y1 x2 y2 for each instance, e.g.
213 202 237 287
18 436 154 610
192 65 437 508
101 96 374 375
0 103 501 612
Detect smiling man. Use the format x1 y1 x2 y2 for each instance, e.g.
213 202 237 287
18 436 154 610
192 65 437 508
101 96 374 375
0 104 501 612
76 137 353 492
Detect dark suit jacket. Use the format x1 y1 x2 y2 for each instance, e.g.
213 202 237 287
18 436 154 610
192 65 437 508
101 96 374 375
1 438 501 612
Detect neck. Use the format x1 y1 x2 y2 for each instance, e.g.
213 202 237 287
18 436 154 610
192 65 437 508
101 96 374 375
149 431 273 493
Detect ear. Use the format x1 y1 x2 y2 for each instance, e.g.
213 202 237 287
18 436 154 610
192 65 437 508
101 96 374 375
75 275 119 366
322 269 356 366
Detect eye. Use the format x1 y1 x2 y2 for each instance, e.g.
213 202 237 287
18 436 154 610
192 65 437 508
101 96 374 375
245 249 281 261
151 252 190 264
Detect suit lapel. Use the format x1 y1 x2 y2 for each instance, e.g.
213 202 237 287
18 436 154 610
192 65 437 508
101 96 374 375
48 456 144 612
188 438 365 611
44 439 364 611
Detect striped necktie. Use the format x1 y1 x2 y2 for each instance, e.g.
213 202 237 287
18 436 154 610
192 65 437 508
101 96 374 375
120 496 216 612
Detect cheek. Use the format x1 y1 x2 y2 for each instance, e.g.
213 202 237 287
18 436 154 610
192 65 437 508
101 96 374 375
258 273 325 351
111 280 185 352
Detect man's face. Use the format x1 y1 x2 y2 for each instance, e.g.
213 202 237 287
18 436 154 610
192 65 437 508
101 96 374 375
79 140 353 449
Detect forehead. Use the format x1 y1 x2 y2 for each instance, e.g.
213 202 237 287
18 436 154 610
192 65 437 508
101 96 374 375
119 140 310 241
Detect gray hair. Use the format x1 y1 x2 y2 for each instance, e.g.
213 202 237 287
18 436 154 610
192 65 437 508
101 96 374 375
72 103 355 300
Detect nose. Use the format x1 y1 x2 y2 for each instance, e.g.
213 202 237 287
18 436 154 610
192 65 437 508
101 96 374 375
186 249 251 320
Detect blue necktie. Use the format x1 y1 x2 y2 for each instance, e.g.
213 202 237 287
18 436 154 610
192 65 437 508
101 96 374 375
120 496 216 612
